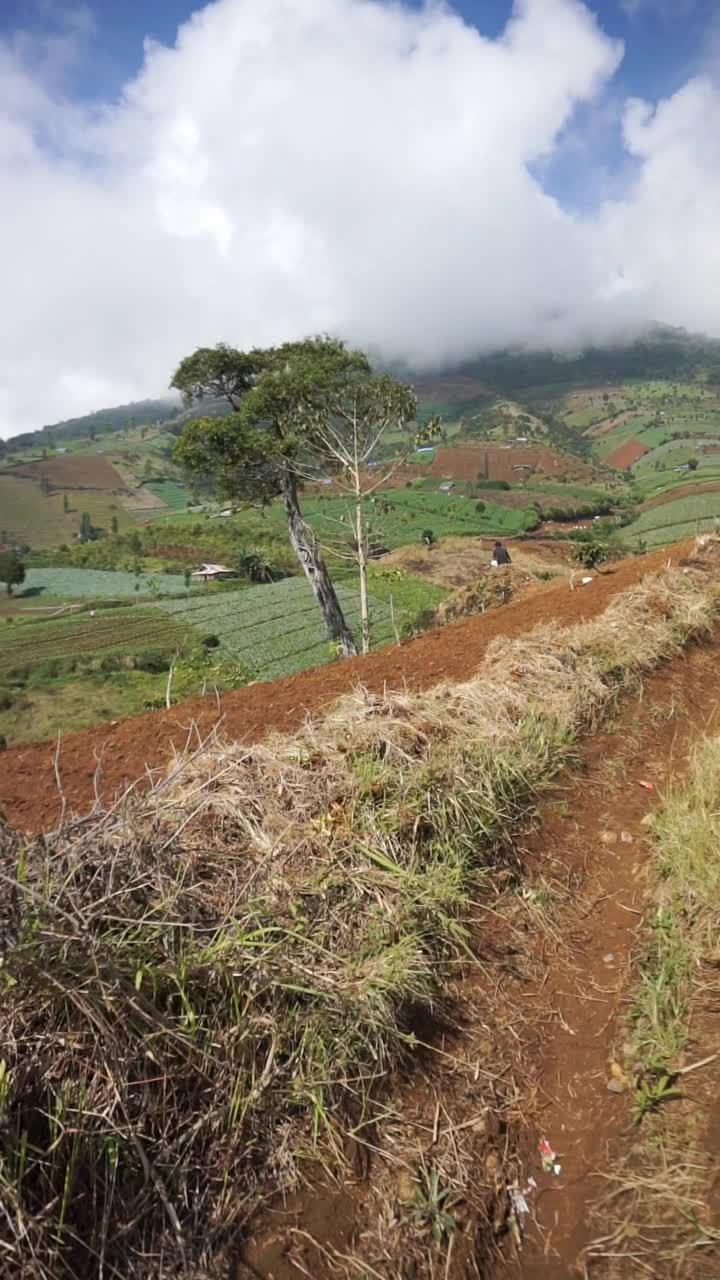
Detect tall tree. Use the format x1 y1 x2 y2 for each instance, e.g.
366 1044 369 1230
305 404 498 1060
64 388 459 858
298 374 435 652
173 338 372 657
0 550 25 596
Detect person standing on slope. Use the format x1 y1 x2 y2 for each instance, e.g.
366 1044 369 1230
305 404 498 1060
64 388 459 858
492 541 511 566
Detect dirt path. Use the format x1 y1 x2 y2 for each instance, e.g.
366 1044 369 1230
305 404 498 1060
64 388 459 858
237 630 720 1279
0 542 690 835
513 640 720 1277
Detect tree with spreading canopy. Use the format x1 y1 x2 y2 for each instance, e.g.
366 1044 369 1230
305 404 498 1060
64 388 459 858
0 550 25 596
172 337 418 657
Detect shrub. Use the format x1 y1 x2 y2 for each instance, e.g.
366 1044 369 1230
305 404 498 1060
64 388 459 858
135 651 172 674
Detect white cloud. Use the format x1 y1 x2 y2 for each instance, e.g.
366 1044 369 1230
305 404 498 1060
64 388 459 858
0 0 717 436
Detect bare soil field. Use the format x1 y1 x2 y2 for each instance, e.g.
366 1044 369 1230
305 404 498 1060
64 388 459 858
10 454 128 490
430 445 594 484
605 438 648 470
381 535 568 588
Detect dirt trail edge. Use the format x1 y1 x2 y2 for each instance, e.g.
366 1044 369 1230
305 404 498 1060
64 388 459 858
232 617 720 1280
512 638 720 1278
0 543 688 834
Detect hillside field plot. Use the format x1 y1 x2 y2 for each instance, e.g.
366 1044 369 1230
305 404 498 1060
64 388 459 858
605 439 648 470
0 608 191 676
156 577 397 680
9 454 128 490
20 568 189 598
295 488 533 544
622 491 720 548
429 444 593 484
0 475 135 547
634 468 720 503
141 480 188 511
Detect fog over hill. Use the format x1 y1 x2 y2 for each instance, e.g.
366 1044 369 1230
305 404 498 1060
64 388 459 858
4 328 720 453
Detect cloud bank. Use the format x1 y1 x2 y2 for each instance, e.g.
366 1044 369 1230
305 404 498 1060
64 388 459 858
0 0 719 435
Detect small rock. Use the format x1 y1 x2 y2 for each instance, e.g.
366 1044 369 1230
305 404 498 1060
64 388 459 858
600 831 617 845
641 813 654 827
607 1078 627 1094
603 952 616 965
620 831 634 844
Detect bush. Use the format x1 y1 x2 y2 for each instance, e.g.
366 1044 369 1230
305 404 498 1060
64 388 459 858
135 651 172 674
573 541 609 570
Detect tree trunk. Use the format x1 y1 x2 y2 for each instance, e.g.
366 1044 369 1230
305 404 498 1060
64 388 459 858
282 471 357 657
355 494 370 655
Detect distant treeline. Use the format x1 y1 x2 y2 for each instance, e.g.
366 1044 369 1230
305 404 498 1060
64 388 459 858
456 330 720 395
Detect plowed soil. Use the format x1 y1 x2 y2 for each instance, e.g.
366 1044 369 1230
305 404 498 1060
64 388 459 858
604 438 648 470
0 542 691 836
429 445 593 484
11 454 127 490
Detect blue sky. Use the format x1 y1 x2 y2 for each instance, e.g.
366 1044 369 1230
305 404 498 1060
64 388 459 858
2 0 712 102
1 0 714 210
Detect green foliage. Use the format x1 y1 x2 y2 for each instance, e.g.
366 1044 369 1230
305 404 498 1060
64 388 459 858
17 568 190 599
410 1169 457 1243
0 550 25 595
168 647 258 701
573 541 609 570
173 337 369 504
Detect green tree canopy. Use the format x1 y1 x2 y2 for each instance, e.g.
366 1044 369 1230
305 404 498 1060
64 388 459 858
0 550 25 595
173 337 381 656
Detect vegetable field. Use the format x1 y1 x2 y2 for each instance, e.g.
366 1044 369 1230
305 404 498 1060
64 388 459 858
0 609 190 676
156 577 397 680
20 568 189 598
622 492 720 549
142 480 188 511
293 490 533 548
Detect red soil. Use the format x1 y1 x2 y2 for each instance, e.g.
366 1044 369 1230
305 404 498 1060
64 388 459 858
430 444 592 484
10 455 127 490
0 543 691 836
605 438 648 470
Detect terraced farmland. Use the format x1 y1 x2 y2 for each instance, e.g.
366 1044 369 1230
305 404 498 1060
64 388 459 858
157 577 396 680
0 608 191 675
296 489 533 547
622 491 720 548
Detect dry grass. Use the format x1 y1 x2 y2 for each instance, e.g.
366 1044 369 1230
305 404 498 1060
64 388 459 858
1 564 720 1278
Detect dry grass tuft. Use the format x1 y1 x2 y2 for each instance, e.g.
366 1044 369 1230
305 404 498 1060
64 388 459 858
1 565 720 1278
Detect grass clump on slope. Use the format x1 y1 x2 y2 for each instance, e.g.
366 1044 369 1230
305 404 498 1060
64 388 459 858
1 564 720 1278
